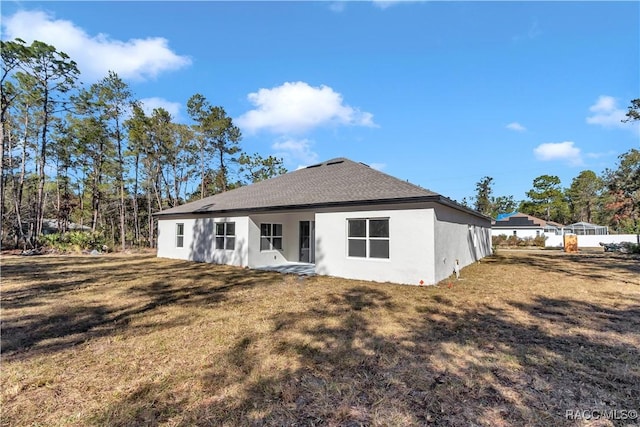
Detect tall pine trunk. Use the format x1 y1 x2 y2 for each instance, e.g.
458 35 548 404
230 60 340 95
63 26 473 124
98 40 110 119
34 88 50 245
0 119 5 247
200 141 205 199
132 152 140 246
219 148 227 192
147 187 153 248
14 117 27 247
115 120 126 252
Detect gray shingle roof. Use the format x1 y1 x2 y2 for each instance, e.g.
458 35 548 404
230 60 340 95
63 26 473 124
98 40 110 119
155 157 455 216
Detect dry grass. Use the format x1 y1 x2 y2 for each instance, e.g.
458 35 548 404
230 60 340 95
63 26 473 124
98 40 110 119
1 249 639 426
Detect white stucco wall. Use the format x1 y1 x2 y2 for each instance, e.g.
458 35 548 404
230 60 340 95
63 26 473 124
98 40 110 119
315 208 434 285
545 234 639 248
434 205 492 283
157 217 195 261
157 216 249 266
157 202 491 286
491 228 543 239
247 212 315 268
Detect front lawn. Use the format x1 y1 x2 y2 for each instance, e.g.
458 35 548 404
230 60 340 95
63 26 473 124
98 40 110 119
1 250 638 426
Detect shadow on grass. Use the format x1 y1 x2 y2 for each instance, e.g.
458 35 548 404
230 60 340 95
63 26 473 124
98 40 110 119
92 285 640 426
1 256 160 309
1 257 285 361
494 251 640 285
5 254 639 425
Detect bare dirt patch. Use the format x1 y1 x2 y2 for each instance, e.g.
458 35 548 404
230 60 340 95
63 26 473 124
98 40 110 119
1 250 638 426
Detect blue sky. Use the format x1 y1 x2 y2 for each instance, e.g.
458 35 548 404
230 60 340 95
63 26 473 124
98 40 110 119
2 1 639 204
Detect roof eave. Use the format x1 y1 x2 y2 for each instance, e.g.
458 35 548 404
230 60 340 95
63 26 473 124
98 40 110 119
433 196 492 222
153 195 490 221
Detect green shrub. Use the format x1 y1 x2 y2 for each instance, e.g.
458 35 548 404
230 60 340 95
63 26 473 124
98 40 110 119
40 231 107 252
533 235 548 247
40 233 63 249
621 242 640 254
492 235 507 247
492 233 548 249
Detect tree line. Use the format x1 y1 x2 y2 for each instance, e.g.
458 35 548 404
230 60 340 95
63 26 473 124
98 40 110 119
2 38 637 249
0 38 286 250
468 124 640 234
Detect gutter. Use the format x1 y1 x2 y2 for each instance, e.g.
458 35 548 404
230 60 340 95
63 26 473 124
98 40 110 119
153 195 491 222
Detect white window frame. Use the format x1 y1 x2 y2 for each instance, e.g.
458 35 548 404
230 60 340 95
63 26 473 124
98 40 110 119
347 218 389 259
260 223 283 251
215 222 235 250
176 223 184 248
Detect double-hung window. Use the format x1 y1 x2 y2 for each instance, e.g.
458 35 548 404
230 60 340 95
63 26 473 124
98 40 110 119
348 218 389 259
215 222 235 250
260 223 283 251
176 223 184 248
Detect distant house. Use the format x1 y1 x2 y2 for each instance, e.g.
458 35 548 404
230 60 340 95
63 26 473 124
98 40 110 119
154 158 492 285
491 212 563 238
562 222 608 235
42 218 91 234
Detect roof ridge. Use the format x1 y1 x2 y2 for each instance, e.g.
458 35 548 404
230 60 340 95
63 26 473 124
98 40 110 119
340 158 439 195
155 156 448 216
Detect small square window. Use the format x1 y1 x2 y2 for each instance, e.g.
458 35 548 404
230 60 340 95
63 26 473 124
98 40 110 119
225 237 235 250
369 220 389 238
260 237 271 251
216 223 225 236
348 219 366 238
347 218 389 259
260 223 283 251
348 239 366 257
369 240 389 258
272 237 283 250
215 222 235 250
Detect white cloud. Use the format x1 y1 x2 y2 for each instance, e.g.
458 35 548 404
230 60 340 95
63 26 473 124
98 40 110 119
369 162 386 171
139 97 182 120
2 10 191 82
272 137 319 168
329 2 346 13
586 95 629 128
506 122 526 132
533 141 583 166
236 81 376 134
528 20 541 39
512 19 542 43
372 0 423 9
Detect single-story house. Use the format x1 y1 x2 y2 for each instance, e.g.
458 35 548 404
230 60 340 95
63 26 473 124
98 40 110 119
491 212 563 238
155 158 492 285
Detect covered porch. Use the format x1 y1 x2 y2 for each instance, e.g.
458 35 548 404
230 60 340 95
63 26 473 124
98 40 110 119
247 211 318 270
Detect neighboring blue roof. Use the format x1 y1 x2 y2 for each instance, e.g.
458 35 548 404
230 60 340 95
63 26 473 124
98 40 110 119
495 212 518 221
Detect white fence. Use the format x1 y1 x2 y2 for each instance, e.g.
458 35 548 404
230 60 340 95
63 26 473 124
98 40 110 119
545 233 639 248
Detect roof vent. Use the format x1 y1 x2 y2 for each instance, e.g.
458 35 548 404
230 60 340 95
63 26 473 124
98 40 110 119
326 160 344 166
194 204 215 212
306 163 322 169
359 162 370 167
